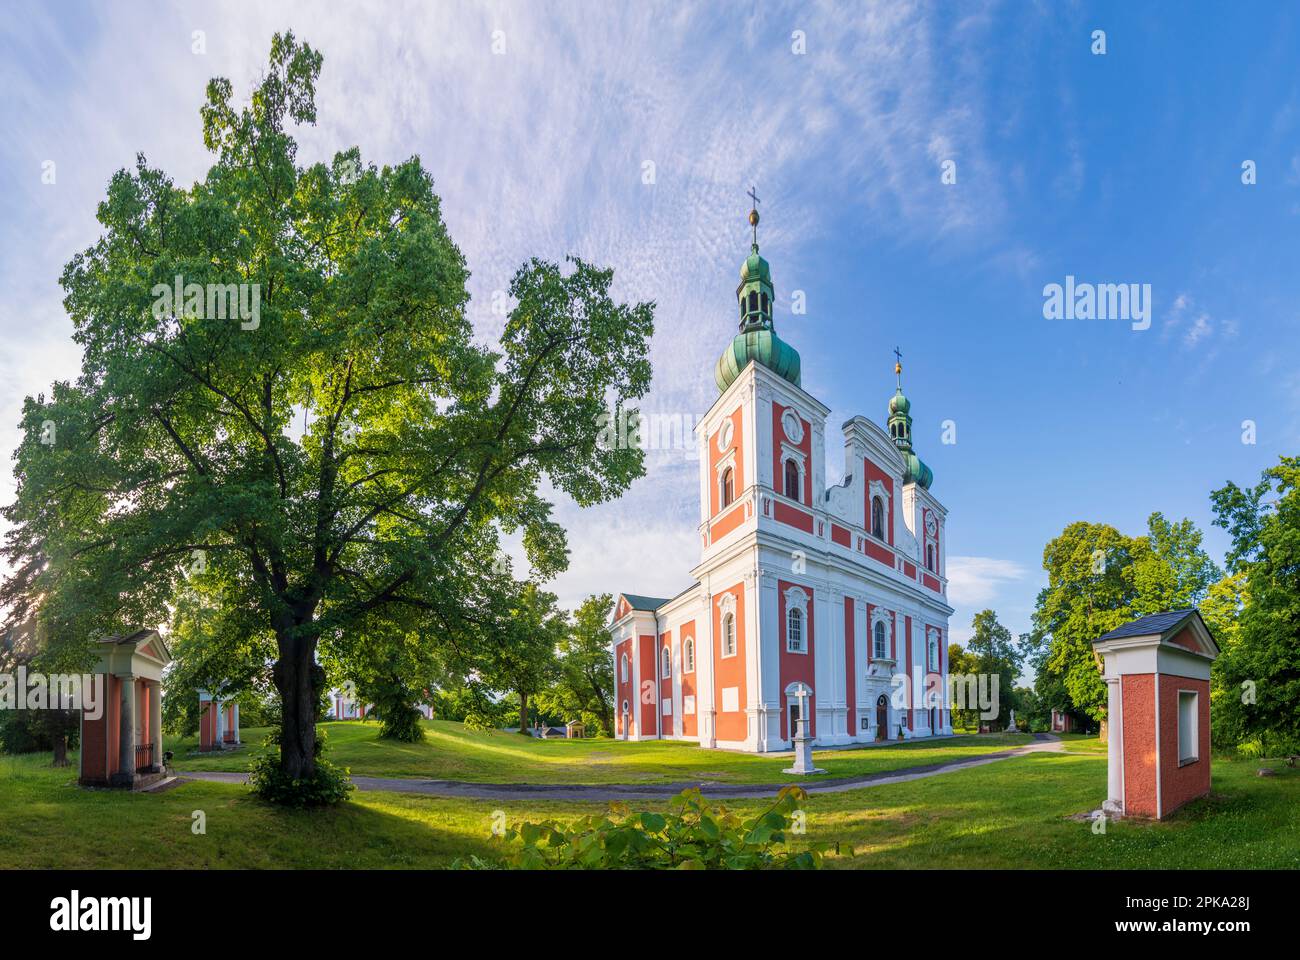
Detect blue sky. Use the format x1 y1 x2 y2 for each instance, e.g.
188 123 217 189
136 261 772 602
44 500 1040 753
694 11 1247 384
2 1 1297 655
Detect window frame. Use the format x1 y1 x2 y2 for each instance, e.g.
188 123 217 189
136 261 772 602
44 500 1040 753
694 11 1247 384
871 496 886 540
662 644 672 678
784 457 801 502
873 620 888 659
786 606 804 654
721 612 736 658
683 637 695 673
620 653 628 683
1177 689 1199 765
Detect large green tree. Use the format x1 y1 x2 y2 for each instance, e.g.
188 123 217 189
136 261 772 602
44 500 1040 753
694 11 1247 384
536 592 616 735
1031 513 1222 723
964 610 1023 730
1210 456 1300 753
0 34 652 791
474 582 567 734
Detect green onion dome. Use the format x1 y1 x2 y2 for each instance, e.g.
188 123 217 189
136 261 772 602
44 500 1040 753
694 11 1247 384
715 327 802 392
903 452 934 490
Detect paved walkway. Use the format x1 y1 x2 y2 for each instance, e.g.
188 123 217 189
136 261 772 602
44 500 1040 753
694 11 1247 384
179 734 1064 802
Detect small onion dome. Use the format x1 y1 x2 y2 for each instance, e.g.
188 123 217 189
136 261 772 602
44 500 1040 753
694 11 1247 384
889 390 911 416
715 327 801 392
739 247 772 287
904 452 934 490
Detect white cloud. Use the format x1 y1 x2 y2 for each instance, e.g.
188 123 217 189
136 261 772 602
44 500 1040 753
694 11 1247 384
0 0 1013 600
945 555 1027 607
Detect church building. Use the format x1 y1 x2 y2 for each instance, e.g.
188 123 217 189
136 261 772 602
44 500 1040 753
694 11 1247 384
608 198 954 752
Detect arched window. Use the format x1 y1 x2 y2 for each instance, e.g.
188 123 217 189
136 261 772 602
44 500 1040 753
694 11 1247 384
928 636 939 670
748 291 758 313
786 606 803 652
620 653 628 683
926 544 935 572
662 645 672 677
871 496 886 539
783 458 800 501
684 637 695 673
873 620 887 659
722 612 736 656
720 467 734 508
760 292 769 313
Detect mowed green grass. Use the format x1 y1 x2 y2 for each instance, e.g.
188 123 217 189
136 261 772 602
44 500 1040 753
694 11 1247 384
168 718 1035 785
2 745 1296 869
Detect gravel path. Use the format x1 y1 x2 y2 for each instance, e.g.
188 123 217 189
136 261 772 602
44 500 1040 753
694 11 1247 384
178 735 1064 802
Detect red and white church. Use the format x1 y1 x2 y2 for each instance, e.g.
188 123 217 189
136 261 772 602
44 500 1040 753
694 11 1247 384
609 203 954 752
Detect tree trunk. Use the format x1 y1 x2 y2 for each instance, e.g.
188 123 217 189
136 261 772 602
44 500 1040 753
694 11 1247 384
519 691 530 735
272 631 322 779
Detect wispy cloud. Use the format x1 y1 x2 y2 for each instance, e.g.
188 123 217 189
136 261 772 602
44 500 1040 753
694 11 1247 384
0 0 1013 602
945 556 1028 608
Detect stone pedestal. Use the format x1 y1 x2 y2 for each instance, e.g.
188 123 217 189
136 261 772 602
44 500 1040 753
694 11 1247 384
781 682 825 775
783 721 826 775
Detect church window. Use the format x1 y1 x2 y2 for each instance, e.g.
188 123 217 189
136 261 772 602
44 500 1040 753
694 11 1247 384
662 645 672 677
786 606 803 653
871 496 886 539
720 467 734 508
620 653 628 683
929 635 938 669
748 291 758 313
722 613 736 656
926 543 935 571
761 291 769 313
873 620 887 659
783 458 800 501
684 637 695 673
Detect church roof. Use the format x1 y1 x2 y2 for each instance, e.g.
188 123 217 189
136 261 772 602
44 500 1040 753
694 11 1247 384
619 593 670 612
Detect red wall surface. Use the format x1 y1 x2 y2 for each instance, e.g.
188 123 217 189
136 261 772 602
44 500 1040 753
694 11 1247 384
638 634 657 738
1159 675 1211 816
777 580 815 740
713 582 747 742
772 403 811 506
844 596 856 733
1121 674 1158 817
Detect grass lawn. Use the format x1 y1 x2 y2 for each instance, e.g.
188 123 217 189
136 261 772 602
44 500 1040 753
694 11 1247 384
168 718 1036 785
5 739 1296 869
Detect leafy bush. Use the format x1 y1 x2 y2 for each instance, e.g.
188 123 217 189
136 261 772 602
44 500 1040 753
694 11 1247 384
0 708 80 755
461 711 495 732
248 728 354 807
454 786 840 870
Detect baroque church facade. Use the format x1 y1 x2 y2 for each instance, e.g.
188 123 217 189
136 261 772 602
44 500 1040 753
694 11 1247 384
608 202 954 752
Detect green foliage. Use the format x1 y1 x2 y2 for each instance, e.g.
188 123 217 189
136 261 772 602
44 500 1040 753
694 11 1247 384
1032 513 1222 723
455 786 841 870
534 592 615 736
248 728 354 807
1211 456 1300 755
471 582 566 732
0 709 80 755
368 675 426 743
964 609 1023 729
461 712 496 733
0 32 654 791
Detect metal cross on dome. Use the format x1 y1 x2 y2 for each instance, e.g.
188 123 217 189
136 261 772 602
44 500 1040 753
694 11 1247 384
747 186 761 246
